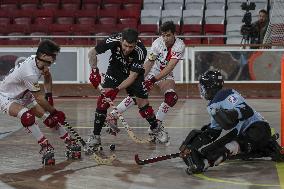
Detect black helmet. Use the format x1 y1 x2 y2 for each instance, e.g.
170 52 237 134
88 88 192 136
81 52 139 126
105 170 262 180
198 70 224 100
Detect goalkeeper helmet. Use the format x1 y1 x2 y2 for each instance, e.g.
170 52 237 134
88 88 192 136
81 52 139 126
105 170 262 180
199 70 224 100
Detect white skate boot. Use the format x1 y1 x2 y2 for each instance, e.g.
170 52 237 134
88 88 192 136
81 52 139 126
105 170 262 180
85 134 103 155
149 122 170 144
105 113 120 136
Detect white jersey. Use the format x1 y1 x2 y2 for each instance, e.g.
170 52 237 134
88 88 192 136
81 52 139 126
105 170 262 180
0 55 41 99
147 36 185 80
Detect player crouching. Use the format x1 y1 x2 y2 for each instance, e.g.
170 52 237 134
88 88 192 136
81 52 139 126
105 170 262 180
0 40 81 166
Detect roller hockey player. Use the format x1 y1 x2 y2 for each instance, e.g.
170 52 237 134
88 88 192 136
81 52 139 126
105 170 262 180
86 28 168 153
0 40 81 165
106 21 185 141
179 70 284 174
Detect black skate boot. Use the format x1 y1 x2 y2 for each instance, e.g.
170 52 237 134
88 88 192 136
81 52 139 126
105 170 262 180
184 150 209 175
65 139 82 160
40 142 55 166
267 135 284 162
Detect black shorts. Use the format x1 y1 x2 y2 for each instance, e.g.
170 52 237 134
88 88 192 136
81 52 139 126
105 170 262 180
102 73 148 99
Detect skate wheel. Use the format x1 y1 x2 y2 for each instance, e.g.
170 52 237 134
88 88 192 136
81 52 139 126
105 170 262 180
66 151 70 158
45 159 55 166
98 146 103 151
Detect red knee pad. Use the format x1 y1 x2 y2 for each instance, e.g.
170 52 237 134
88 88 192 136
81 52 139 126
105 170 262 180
97 95 110 110
139 105 155 118
21 110 35 128
164 90 178 107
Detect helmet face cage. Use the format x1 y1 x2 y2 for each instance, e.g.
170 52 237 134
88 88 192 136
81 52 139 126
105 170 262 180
198 70 224 100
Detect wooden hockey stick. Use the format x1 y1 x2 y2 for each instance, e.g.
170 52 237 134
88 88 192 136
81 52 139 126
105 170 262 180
91 153 117 165
98 84 151 144
135 152 180 165
62 121 86 146
60 121 116 165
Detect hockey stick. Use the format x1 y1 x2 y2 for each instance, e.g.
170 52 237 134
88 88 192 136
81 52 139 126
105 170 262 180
60 121 116 165
98 84 151 144
135 152 180 165
61 121 86 146
91 153 117 165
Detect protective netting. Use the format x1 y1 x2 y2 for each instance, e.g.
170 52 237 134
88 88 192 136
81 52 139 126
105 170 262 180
262 0 284 46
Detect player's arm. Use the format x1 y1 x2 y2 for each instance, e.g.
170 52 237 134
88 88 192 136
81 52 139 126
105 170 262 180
32 90 56 113
90 35 116 69
89 37 117 88
144 55 155 77
88 47 98 69
43 71 52 93
117 71 138 90
144 40 158 77
43 70 54 106
154 58 178 81
104 71 139 101
23 76 55 113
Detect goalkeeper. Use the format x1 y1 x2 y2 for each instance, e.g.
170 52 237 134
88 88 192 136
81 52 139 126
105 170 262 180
179 69 284 174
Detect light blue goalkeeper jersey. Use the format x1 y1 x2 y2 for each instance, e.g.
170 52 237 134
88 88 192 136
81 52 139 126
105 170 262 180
207 89 266 134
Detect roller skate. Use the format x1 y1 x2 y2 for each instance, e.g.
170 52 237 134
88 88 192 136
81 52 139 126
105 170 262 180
184 150 209 175
105 113 120 136
149 121 170 144
267 134 284 162
84 134 103 155
39 141 55 166
65 139 81 160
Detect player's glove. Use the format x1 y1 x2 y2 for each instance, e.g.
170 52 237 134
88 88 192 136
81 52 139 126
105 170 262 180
105 88 119 101
45 92 54 106
179 144 191 158
43 110 66 128
53 110 66 125
89 68 101 89
144 76 157 91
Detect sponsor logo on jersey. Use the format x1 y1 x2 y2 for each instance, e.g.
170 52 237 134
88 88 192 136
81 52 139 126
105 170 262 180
227 95 238 104
148 53 156 61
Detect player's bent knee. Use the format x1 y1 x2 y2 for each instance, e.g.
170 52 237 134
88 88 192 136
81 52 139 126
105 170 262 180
21 110 35 128
164 89 178 107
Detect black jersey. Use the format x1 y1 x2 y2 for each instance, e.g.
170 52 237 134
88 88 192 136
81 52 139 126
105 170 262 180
95 33 147 78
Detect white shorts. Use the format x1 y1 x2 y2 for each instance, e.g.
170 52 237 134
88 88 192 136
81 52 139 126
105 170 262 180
0 92 37 114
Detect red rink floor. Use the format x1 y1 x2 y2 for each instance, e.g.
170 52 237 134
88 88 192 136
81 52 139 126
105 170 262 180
0 98 283 189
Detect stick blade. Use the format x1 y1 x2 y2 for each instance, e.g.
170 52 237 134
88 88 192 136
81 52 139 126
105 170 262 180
135 154 145 165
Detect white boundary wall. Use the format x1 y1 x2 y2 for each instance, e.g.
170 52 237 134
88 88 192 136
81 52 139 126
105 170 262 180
0 47 282 84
